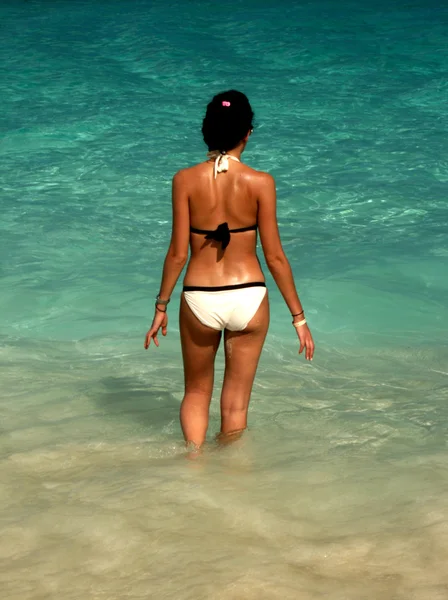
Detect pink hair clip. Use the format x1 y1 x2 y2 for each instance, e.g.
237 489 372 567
222 101 231 107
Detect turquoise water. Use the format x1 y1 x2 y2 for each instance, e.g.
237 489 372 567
1 1 448 598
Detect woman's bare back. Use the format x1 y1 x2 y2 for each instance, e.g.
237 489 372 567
182 158 266 287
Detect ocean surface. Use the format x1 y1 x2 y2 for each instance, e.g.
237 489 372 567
1 0 448 598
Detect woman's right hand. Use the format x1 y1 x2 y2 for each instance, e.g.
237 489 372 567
144 310 168 349
295 323 315 361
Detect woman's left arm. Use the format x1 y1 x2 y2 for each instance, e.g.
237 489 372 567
144 171 190 349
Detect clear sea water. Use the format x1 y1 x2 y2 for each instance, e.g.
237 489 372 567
1 1 448 598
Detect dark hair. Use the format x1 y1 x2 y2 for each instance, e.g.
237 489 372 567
202 90 254 152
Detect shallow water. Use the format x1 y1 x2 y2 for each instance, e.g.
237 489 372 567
1 0 448 598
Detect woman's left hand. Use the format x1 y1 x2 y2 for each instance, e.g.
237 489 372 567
144 310 168 349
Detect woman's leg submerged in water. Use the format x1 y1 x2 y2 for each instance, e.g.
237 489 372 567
218 293 269 442
179 294 221 448
179 292 269 448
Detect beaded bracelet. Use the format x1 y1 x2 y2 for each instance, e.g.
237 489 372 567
156 294 170 306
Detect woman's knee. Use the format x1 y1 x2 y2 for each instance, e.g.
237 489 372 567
184 381 213 399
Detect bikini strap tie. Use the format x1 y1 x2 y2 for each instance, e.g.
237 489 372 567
204 222 231 249
207 151 240 179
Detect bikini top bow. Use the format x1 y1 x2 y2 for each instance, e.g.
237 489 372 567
207 151 240 179
204 222 231 250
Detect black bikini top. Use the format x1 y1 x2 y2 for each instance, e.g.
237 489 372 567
190 222 257 250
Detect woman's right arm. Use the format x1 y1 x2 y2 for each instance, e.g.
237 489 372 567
257 173 315 361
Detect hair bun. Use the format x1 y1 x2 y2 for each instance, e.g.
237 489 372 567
202 90 254 153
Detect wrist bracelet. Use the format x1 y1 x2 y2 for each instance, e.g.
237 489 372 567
292 310 304 318
156 294 170 306
292 319 307 328
155 304 167 313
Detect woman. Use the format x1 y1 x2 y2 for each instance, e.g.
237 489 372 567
145 90 314 449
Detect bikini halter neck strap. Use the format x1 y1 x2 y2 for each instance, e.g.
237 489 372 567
207 151 240 179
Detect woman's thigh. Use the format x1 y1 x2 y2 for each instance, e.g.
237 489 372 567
179 294 222 395
221 293 270 411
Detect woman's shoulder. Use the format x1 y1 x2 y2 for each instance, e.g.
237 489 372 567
171 162 275 187
172 162 207 181
241 166 275 189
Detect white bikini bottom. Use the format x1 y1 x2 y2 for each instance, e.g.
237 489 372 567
183 282 267 331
